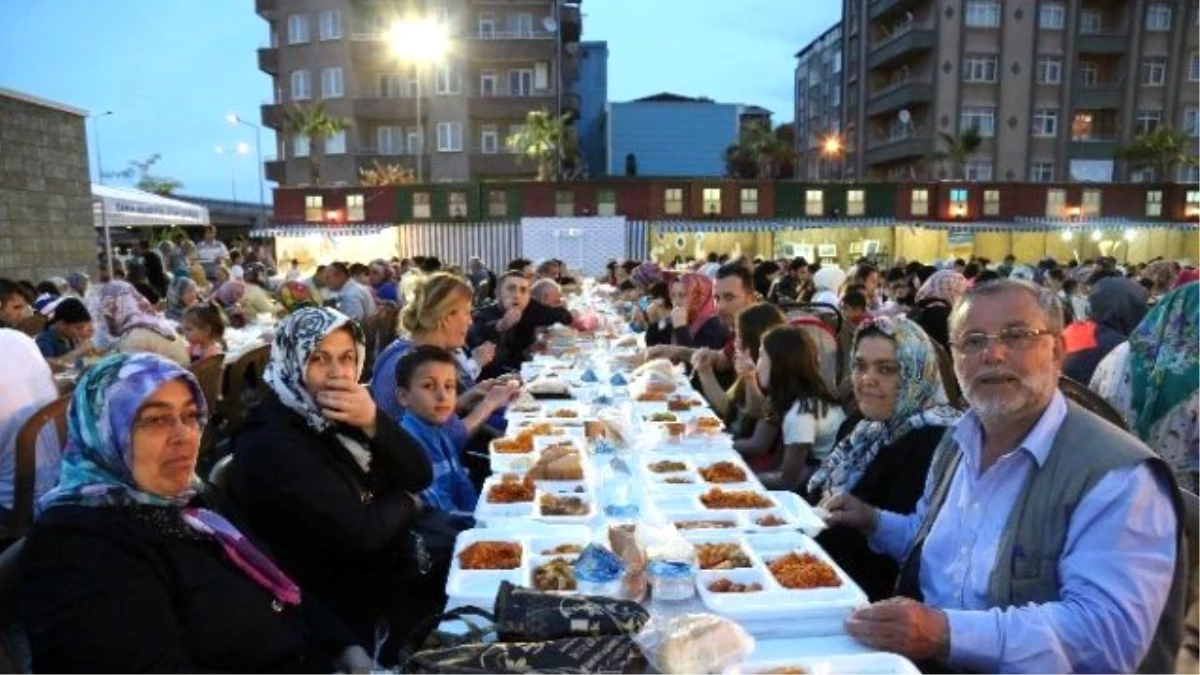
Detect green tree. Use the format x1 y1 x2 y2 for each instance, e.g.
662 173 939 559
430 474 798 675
103 153 184 195
507 110 580 181
929 126 983 180
358 160 416 186
282 102 351 185
723 122 797 179
1116 126 1198 181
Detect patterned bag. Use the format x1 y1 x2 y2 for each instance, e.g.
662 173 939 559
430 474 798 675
494 581 650 642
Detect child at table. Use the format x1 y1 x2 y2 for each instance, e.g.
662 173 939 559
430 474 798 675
180 303 226 362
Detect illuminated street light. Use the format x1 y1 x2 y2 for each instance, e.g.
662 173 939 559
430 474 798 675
388 19 449 183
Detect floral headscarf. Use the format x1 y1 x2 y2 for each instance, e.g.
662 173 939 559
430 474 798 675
93 280 178 342
631 262 664 289
264 307 372 471
678 273 718 337
214 279 246 307
808 316 960 497
165 277 198 321
278 281 316 313
915 270 968 307
1129 283 1199 439
1142 260 1178 295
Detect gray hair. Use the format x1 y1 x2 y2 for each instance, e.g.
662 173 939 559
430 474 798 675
530 278 562 302
948 278 1064 337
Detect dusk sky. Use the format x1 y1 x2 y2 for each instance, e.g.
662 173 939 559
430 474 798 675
1 0 839 202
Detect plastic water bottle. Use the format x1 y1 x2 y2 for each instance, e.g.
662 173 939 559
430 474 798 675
602 457 638 521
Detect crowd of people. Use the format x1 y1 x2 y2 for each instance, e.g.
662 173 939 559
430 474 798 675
0 226 1195 672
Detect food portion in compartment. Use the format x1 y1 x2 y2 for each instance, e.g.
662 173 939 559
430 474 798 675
755 514 790 527
663 421 687 437
675 519 737 530
667 396 701 412
526 445 584 481
648 460 688 473
485 474 535 503
699 488 773 509
754 667 808 674
541 544 585 555
509 403 541 414
491 438 531 454
695 543 753 570
533 557 577 591
635 391 667 402
458 541 523 570
707 578 764 593
526 376 571 396
549 408 580 419
646 412 679 422
697 461 748 484
539 494 589 517
493 422 562 454
692 416 723 433
767 552 842 589
663 476 695 484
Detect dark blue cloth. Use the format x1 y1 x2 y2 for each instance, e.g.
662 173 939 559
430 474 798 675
35 328 73 359
399 413 477 513
374 281 398 303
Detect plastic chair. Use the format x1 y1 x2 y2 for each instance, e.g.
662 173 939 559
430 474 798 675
8 395 70 539
1057 375 1129 431
188 353 225 410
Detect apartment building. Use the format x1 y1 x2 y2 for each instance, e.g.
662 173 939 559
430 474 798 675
794 24 845 181
829 0 1199 183
255 0 582 186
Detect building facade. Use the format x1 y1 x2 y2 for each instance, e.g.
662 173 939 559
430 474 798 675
794 24 845 181
832 0 1199 183
256 0 582 186
571 40 608 179
604 93 746 177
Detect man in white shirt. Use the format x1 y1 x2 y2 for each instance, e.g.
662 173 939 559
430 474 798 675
324 262 376 324
195 227 229 279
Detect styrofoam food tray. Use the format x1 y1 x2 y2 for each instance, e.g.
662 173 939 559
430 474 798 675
505 400 593 424
728 652 921 675
446 525 594 602
489 426 582 472
694 488 779 512
475 478 596 526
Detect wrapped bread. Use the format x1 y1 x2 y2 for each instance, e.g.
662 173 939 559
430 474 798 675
633 358 676 380
527 446 584 481
633 614 754 674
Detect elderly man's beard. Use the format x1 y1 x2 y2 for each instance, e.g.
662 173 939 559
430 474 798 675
959 366 1059 423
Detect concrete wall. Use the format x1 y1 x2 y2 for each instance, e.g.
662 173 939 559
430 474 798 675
606 101 739 177
0 89 96 282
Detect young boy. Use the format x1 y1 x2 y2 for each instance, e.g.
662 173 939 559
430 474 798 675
840 289 870 328
394 345 514 513
36 297 96 368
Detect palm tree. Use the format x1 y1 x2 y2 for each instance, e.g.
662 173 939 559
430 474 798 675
358 160 416 186
723 123 794 179
507 110 579 181
1116 126 1198 181
103 153 185 195
929 126 983 180
282 102 351 186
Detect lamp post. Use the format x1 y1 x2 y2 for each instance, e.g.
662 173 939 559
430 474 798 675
388 19 449 184
226 113 267 226
215 142 250 201
89 111 114 279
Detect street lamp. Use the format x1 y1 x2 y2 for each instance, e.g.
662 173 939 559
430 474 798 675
226 113 267 226
215 142 250 201
89 110 114 279
387 18 449 184
821 135 842 182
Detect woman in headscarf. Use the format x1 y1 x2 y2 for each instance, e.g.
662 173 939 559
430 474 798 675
909 269 968 350
809 316 960 601
1141 260 1178 303
667 272 728 350
240 262 282 318
1062 276 1148 384
20 353 371 673
1090 283 1198 492
92 280 188 364
278 280 317 314
630 261 663 290
811 266 847 307
65 272 89 300
164 276 200 321
227 307 433 661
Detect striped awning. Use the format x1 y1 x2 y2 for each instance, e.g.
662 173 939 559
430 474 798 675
1013 216 1198 231
249 223 394 238
395 220 521 269
644 218 898 234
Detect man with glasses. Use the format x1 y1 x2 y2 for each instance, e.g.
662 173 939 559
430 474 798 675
825 279 1184 673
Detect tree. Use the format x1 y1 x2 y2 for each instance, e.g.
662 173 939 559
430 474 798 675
723 122 796 179
773 124 798 179
358 160 416 186
103 153 184 195
282 102 351 185
1116 126 1198 181
507 110 580 181
929 126 983 180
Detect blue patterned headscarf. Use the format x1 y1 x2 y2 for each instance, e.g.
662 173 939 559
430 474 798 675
38 353 208 514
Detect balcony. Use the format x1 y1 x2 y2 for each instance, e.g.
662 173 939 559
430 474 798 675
354 97 420 121
255 0 276 18
467 35 557 61
350 34 388 62
1077 33 1126 54
867 27 935 70
470 152 532 177
356 152 429 176
265 160 286 184
869 0 923 21
1074 84 1123 109
865 135 931 165
1069 137 1120 160
468 93 557 118
261 103 285 129
257 47 279 76
865 81 933 117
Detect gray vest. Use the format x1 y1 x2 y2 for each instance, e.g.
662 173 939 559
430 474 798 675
895 401 1186 674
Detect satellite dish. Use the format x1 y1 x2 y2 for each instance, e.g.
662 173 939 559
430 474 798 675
542 16 558 33
898 109 912 124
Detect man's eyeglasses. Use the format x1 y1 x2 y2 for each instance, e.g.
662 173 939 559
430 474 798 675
951 327 1057 354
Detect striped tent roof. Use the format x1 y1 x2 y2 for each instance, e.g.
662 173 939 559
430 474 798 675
249 223 395 238
645 218 897 233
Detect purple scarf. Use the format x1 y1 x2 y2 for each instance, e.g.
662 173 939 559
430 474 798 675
182 507 302 607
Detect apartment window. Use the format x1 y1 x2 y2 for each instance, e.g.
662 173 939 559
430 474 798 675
478 12 496 37
1039 2 1065 29
960 107 996 137
320 67 343 99
983 189 1001 216
1134 110 1162 136
702 188 722 214
805 189 824 216
740 188 759 215
290 70 311 100
378 73 404 98
304 195 322 222
910 189 929 216
962 54 999 82
1036 57 1062 84
507 124 526 153
664 188 684 215
509 13 534 37
1081 189 1102 217
534 62 550 91
595 189 617 216
845 189 865 216
435 65 461 94
1145 190 1163 217
965 161 993 181
436 122 463 152
377 126 404 155
287 14 309 44
1031 162 1055 182
1132 167 1156 183
508 69 533 96
449 192 468 218
1190 52 1200 82
479 70 497 96
949 189 969 218
487 190 507 217
965 0 1001 27
1142 57 1167 86
407 128 423 155
1078 61 1098 87
1185 108 1199 137
1188 188 1200 208
1071 111 1095 140
480 125 499 154
325 129 346 155
1180 167 1200 184
555 190 574 217
1079 10 1102 34
413 192 431 219
293 134 310 158
318 10 342 40
347 194 364 221
1045 188 1066 217
1032 109 1059 137
1145 2 1172 31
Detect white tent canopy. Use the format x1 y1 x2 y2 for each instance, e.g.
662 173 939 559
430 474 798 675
92 184 210 228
